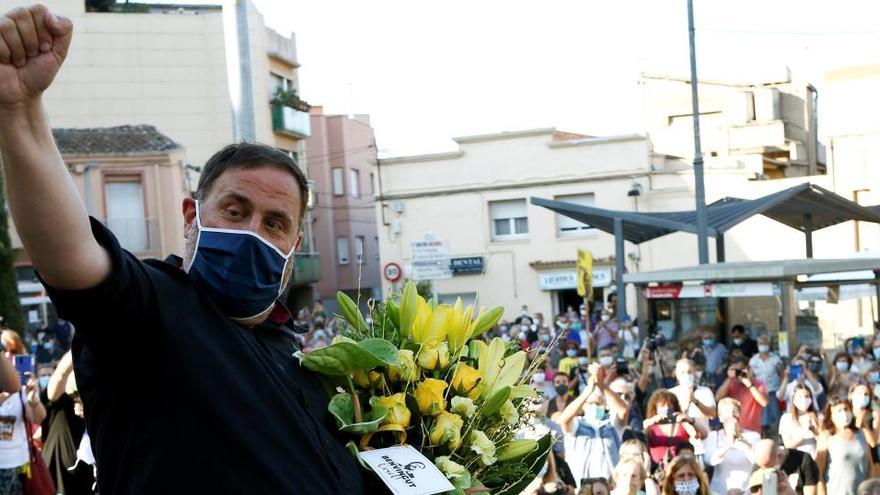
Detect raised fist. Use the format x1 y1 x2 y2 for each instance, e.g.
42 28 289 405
0 4 73 109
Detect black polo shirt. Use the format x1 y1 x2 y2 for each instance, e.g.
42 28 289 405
45 219 365 494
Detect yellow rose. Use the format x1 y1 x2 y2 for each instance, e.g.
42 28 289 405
429 411 464 450
417 342 450 371
451 363 482 399
469 430 497 466
373 393 411 429
387 349 420 383
414 378 448 415
353 369 385 389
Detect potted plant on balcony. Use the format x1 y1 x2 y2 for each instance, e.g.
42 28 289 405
270 88 311 113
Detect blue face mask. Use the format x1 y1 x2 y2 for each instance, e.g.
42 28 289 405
186 201 295 319
702 338 715 347
38 376 50 390
870 372 880 383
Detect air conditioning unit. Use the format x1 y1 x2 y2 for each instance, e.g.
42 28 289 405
393 200 405 214
390 220 402 235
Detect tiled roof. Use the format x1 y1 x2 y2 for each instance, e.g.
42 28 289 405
52 125 181 156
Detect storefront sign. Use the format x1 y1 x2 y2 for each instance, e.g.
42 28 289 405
644 282 776 299
411 240 452 281
450 257 484 275
539 268 613 291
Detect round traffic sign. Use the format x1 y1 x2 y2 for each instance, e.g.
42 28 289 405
383 262 402 282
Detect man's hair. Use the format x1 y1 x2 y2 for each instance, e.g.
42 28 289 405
731 324 745 334
196 143 309 222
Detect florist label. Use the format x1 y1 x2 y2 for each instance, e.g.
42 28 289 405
359 445 454 495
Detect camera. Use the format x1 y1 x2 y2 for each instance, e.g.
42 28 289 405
658 411 677 424
616 359 630 376
645 331 666 352
734 369 748 379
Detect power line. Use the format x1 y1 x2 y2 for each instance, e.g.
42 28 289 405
699 27 880 36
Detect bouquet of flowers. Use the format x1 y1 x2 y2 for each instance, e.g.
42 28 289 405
296 281 552 494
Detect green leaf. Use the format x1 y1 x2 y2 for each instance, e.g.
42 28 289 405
492 433 552 495
337 291 368 333
470 306 504 338
481 385 511 417
346 441 370 470
328 393 387 434
385 300 401 332
398 281 418 339
298 338 398 375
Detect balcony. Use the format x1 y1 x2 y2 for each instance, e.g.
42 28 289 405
292 252 321 285
272 105 311 138
102 217 160 255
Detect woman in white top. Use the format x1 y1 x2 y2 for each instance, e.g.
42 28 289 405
779 383 821 459
0 331 46 495
703 397 760 495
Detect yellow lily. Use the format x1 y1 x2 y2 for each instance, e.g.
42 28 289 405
446 298 475 353
387 349 420 383
373 393 411 429
417 341 450 371
414 378 448 415
412 302 449 346
475 337 526 399
450 363 482 399
429 411 464 450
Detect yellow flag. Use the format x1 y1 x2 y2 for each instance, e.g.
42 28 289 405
577 248 593 298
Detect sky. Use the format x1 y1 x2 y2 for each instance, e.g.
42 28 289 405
150 0 880 157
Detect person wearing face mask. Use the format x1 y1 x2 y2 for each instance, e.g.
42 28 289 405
715 358 769 433
749 335 784 437
610 458 647 495
0 19 369 491
697 329 728 384
729 325 758 359
778 357 825 412
848 383 879 452
828 353 858 400
779 384 821 459
570 351 592 396
669 359 716 463
659 455 709 495
593 310 620 355
643 391 705 469
817 398 873 495
558 363 630 485
560 342 581 376
547 373 575 421
850 341 872 375
703 398 760 495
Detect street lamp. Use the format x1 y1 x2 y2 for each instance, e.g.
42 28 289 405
687 0 709 264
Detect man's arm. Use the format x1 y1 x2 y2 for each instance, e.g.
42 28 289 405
0 6 111 290
46 350 73 402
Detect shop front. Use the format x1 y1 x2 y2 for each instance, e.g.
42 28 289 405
537 267 614 317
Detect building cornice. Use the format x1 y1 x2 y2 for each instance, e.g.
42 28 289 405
452 127 557 144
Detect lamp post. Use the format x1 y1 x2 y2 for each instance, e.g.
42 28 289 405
687 0 709 264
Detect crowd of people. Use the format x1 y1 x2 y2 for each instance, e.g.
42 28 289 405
507 300 880 495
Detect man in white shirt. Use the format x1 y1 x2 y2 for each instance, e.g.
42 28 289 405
669 358 717 462
750 335 784 437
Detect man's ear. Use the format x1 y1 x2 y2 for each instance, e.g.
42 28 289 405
182 197 196 236
295 230 304 251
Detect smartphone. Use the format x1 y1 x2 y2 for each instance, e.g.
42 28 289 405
762 470 778 495
616 359 629 376
13 355 34 386
789 364 803 381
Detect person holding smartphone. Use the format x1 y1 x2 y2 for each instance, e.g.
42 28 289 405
715 357 770 433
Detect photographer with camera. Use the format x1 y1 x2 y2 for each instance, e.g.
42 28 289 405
643 390 705 472
703 398 760 495
715 357 770 434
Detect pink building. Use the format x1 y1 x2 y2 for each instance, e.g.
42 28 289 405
307 107 381 311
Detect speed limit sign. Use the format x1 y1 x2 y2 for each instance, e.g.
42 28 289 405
383 262 402 282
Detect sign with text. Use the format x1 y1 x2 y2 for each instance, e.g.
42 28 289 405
539 268 613 291
359 446 454 495
450 256 484 275
411 240 452 281
644 282 776 299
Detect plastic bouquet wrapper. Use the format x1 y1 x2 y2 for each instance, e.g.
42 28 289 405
296 281 552 495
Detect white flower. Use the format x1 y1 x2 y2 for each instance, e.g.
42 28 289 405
450 396 477 418
435 456 468 479
500 400 519 425
469 430 497 466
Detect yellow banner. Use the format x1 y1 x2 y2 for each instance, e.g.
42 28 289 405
577 248 593 298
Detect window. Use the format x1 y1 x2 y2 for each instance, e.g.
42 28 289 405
349 169 360 198
555 193 597 235
337 237 350 265
489 199 528 240
369 173 375 195
374 236 380 260
355 236 365 264
270 73 293 93
105 177 149 253
332 168 344 196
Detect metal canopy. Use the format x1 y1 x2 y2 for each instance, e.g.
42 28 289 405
531 183 880 245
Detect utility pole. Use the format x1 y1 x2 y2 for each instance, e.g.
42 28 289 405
223 0 257 142
688 0 709 264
